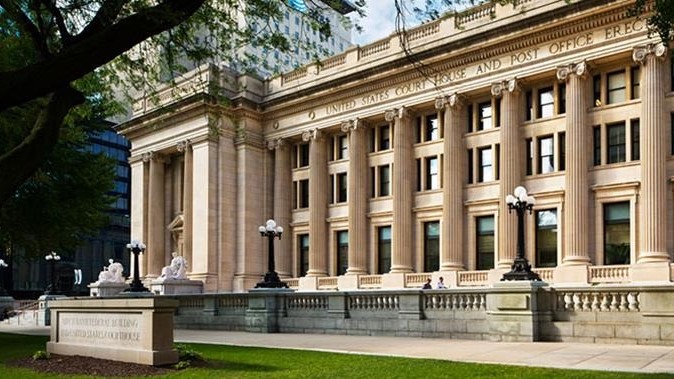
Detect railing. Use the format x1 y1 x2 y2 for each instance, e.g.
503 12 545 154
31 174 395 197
556 290 640 312
281 67 308 84
533 268 554 282
285 278 299 289
358 275 382 289
424 292 487 311
455 2 496 28
405 273 429 288
218 295 248 309
589 265 630 284
457 271 489 287
406 20 441 42
359 40 390 59
349 294 399 311
317 277 338 290
320 54 346 72
286 294 329 310
178 297 204 309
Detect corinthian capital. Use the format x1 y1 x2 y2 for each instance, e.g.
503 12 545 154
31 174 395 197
633 43 668 65
340 120 353 133
301 129 322 142
491 78 519 97
436 93 465 110
176 139 191 152
266 138 284 150
557 61 589 82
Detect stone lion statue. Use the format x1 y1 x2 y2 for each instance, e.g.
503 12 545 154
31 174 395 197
97 259 125 284
160 252 187 280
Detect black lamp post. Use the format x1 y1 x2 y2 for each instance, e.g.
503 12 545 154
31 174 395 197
502 186 541 281
44 251 61 295
0 259 7 296
256 219 288 288
124 240 150 293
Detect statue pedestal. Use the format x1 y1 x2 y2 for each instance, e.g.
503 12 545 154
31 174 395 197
150 278 203 295
88 282 129 297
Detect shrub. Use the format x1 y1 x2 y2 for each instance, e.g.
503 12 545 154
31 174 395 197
32 350 50 360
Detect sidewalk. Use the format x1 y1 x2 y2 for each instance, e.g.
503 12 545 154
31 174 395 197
3 323 674 373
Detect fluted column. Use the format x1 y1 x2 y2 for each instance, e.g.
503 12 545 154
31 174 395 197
438 94 466 270
633 43 669 263
147 151 166 278
492 79 521 269
345 119 368 275
389 107 414 273
271 138 293 277
306 129 328 277
557 62 591 265
129 156 147 278
178 140 193 272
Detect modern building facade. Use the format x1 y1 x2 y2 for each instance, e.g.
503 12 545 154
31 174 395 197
119 0 674 293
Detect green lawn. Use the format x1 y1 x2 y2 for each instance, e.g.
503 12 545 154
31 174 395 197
0 332 671 379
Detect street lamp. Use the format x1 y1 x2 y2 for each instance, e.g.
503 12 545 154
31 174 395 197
44 251 61 295
0 259 7 296
502 186 541 281
124 240 150 293
256 219 288 288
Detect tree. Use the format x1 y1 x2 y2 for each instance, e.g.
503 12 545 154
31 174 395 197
0 0 363 210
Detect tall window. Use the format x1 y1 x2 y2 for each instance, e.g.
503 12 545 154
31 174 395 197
557 83 566 114
379 165 390 196
297 143 309 168
337 173 347 203
426 114 439 141
298 234 309 276
537 87 554 118
478 102 492 130
538 136 554 174
558 132 566 171
630 66 640 100
478 147 493 182
593 126 601 166
424 221 440 272
631 119 640 161
467 149 474 184
526 138 533 176
593 74 602 106
525 90 533 121
336 231 348 276
337 135 348 160
536 210 557 267
604 202 630 265
476 216 495 270
607 123 626 164
426 157 439 190
379 125 390 150
607 71 626 104
298 179 309 208
377 226 392 274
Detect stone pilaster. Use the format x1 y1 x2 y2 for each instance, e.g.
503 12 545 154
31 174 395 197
306 129 328 277
343 120 369 275
492 80 521 269
129 156 147 277
633 44 670 263
177 140 193 274
271 138 293 277
389 108 414 273
147 152 166 278
438 94 466 271
557 62 591 265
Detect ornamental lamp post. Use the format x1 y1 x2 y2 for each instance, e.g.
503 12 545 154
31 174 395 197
44 251 61 295
124 240 150 293
0 259 7 296
502 186 541 281
256 219 288 288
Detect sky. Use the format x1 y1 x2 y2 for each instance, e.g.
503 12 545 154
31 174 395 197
351 1 419 46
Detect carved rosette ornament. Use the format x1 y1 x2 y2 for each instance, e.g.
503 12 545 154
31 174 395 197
556 61 588 81
491 78 519 97
632 43 667 65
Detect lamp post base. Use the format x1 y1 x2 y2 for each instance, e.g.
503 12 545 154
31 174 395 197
502 257 541 281
124 280 151 293
255 271 288 289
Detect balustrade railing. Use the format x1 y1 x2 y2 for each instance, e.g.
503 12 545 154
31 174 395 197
457 271 489 286
589 265 630 283
317 277 338 290
405 273 429 288
358 275 383 289
555 290 640 312
349 294 399 311
286 295 329 310
424 292 486 311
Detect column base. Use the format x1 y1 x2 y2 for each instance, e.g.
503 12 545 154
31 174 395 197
381 273 406 289
553 264 589 285
631 261 671 283
337 275 359 290
299 276 318 291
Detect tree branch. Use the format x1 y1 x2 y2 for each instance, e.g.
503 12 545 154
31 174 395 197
0 0 50 58
0 86 84 206
40 0 73 45
0 0 206 111
74 0 128 44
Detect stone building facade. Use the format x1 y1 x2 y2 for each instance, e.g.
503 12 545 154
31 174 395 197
118 0 674 293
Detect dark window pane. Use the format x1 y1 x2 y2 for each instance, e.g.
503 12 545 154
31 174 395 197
631 66 640 100
604 202 630 265
593 75 602 106
424 221 440 272
631 119 640 161
299 144 310 167
378 226 392 274
299 234 309 276
426 157 439 190
337 231 348 276
538 136 554 174
526 138 533 176
478 102 492 130
558 83 566 114
426 114 439 141
380 125 390 150
538 87 554 118
536 210 558 267
479 147 493 182
607 123 626 164
559 132 566 171
607 71 626 104
338 173 347 202
476 216 494 270
379 165 390 196
593 126 601 166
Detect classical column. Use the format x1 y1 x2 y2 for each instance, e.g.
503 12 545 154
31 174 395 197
271 138 293 277
492 79 522 269
389 107 414 273
147 151 166 278
438 94 466 270
633 43 669 263
177 140 193 272
129 156 147 277
557 62 591 265
344 119 368 275
306 129 328 277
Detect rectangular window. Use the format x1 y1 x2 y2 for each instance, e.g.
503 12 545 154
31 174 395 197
604 202 630 265
416 158 421 192
426 156 439 190
299 179 309 208
593 126 601 166
495 144 500 181
558 132 566 171
426 114 439 141
298 144 309 167
478 102 492 130
478 147 493 182
607 122 626 164
424 221 440 272
631 119 640 161
536 210 558 268
671 113 674 155
526 138 533 176
336 231 348 276
525 90 533 121
379 165 390 196
538 87 554 118
467 104 474 133
607 71 626 104
329 175 334 204
593 74 602 106
298 234 309 276
377 226 392 274
538 136 554 174
370 167 375 198
467 149 473 184
631 66 640 100
476 216 495 270
337 172 347 203
558 83 566 114
338 135 348 160
379 125 390 150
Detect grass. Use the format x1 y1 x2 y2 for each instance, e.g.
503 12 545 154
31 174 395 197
0 332 671 379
